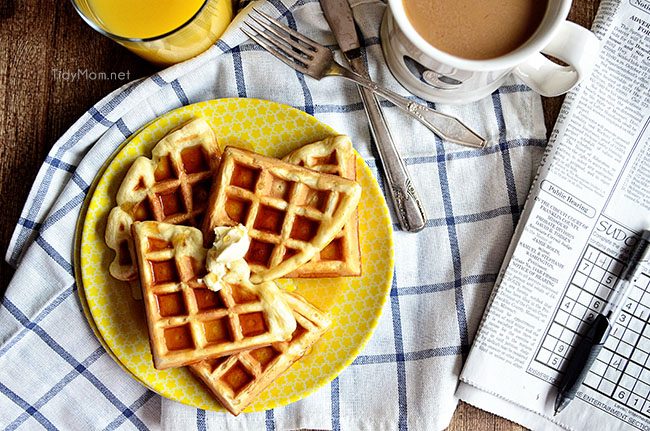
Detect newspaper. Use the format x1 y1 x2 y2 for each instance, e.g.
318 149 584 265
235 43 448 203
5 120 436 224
456 1 650 430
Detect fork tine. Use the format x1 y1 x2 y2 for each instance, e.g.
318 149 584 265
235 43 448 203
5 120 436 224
250 9 319 50
241 25 310 75
242 22 309 65
247 10 315 57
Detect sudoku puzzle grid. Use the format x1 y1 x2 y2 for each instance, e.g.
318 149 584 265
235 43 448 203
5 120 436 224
534 245 650 414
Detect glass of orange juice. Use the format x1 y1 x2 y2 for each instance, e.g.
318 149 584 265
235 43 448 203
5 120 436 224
71 0 234 66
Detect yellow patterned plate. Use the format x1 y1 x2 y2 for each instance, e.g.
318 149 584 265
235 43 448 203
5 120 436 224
77 98 394 412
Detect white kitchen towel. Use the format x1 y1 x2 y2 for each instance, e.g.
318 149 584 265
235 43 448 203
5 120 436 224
0 0 547 429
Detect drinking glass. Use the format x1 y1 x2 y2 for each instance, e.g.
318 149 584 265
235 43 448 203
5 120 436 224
71 0 234 66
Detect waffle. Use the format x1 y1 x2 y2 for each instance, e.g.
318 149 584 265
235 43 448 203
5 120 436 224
105 118 220 283
282 136 361 277
131 221 297 370
190 292 331 415
202 146 362 284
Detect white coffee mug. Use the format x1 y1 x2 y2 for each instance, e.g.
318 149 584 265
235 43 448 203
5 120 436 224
381 0 601 104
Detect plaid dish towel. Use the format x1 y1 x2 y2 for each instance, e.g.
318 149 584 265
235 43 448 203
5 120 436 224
0 0 547 429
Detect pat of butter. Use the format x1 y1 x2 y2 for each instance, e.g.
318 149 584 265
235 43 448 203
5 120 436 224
203 224 251 292
201 224 297 339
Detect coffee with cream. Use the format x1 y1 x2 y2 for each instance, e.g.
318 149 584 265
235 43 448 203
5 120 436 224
402 0 548 60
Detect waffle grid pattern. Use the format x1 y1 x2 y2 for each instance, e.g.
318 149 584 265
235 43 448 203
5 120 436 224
203 146 362 283
132 222 294 370
190 293 331 415
105 119 220 282
283 136 361 277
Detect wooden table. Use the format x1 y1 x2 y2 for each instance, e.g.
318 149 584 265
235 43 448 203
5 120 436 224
0 0 600 428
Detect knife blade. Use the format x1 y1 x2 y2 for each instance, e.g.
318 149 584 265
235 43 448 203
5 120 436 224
320 0 427 232
320 0 359 53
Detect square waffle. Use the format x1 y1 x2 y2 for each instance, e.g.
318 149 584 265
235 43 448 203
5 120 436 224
190 292 331 415
282 136 361 277
131 221 296 370
105 118 221 283
202 146 362 284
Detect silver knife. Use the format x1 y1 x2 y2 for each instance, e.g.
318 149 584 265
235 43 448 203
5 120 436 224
321 0 426 232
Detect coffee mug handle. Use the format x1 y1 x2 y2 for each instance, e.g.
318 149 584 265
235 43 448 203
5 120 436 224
514 21 600 97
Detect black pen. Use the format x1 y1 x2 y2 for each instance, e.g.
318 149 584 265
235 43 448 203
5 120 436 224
554 229 650 415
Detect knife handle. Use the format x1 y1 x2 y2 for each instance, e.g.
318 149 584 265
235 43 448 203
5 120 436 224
334 66 485 148
356 80 427 232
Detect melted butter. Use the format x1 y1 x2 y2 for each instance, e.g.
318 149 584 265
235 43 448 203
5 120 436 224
249 280 296 339
211 225 250 263
203 225 251 292
201 224 296 338
154 223 206 263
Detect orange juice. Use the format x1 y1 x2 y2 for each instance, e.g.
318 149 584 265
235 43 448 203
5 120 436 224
77 0 233 65
88 0 206 39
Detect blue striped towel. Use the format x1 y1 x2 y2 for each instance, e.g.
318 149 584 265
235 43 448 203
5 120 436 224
0 0 547 429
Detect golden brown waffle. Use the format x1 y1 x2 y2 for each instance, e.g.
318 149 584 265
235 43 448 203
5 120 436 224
282 136 361 277
190 292 331 415
106 118 220 283
131 221 296 370
202 146 362 284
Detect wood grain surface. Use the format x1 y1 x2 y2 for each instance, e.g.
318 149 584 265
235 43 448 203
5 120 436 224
0 0 600 429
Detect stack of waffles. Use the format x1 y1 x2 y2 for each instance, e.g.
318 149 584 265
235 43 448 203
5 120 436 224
105 120 363 415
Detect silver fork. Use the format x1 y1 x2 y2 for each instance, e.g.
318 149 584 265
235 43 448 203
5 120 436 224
241 9 486 148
